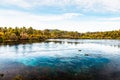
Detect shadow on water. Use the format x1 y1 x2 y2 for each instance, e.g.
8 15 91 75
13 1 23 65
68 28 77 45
0 40 44 47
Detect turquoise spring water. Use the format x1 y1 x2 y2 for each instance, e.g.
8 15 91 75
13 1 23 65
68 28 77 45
0 39 120 80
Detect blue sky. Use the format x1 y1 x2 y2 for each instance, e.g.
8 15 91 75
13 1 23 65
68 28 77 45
0 0 120 32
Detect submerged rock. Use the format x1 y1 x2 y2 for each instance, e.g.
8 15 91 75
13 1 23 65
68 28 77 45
0 73 4 77
84 53 89 56
78 50 82 51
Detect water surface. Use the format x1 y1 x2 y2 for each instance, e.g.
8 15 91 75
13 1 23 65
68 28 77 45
0 39 120 80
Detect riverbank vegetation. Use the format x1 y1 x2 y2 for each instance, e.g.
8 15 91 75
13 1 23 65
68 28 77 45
80 30 120 39
0 27 120 43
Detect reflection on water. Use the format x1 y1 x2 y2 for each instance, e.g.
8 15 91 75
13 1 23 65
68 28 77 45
0 39 120 80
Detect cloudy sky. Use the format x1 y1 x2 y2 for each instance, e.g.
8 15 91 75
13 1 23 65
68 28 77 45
0 0 120 32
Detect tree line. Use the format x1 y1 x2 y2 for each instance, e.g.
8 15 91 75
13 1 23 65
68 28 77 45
80 30 120 39
0 27 120 43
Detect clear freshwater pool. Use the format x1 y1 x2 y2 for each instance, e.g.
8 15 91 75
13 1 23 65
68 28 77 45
0 39 120 80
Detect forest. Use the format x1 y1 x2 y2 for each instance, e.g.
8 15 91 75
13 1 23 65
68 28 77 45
0 27 120 43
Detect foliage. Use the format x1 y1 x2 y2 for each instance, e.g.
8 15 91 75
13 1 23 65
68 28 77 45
80 30 120 39
0 27 119 43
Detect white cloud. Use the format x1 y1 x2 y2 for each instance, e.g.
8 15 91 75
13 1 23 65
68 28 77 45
0 0 31 8
43 21 120 32
61 13 83 19
0 9 82 22
0 9 85 30
100 17 120 21
0 0 71 8
72 0 120 13
0 9 119 32
29 12 82 21
0 0 120 13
